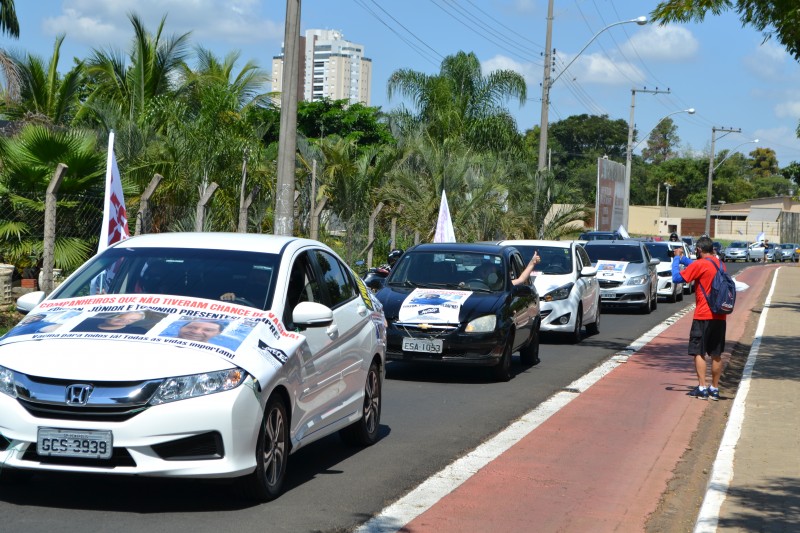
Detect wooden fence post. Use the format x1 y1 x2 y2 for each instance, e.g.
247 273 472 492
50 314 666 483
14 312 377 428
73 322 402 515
195 182 219 232
135 173 163 236
41 164 68 294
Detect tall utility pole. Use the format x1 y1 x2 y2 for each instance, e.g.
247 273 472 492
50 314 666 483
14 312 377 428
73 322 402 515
274 0 302 236
705 126 741 236
537 0 555 171
623 87 670 229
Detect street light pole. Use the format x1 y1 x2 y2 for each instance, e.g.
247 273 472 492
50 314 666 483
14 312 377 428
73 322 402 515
538 14 647 171
664 182 671 218
622 87 671 230
704 127 752 236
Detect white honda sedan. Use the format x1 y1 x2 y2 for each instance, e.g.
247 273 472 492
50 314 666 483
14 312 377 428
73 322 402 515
0 233 386 501
498 240 600 343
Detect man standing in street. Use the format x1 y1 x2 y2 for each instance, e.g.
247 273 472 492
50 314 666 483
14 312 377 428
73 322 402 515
672 236 727 400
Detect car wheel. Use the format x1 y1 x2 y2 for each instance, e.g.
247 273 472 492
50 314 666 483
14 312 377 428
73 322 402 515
491 337 513 382
651 289 658 311
569 305 583 343
641 292 652 314
340 360 382 446
239 393 290 502
585 305 600 335
519 322 540 366
677 287 684 302
669 285 678 303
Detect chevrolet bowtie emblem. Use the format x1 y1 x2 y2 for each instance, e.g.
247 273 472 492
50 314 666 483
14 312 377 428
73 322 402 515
418 324 431 330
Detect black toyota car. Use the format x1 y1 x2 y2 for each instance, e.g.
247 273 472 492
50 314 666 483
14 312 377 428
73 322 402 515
374 243 540 381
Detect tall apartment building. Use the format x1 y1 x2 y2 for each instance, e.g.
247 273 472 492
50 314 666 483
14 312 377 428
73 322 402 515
272 29 372 106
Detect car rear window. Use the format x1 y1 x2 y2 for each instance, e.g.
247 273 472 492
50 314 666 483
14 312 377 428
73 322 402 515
730 242 747 247
585 244 643 263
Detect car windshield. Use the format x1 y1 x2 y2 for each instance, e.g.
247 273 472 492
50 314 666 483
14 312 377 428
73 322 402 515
579 232 617 241
730 241 747 248
514 245 573 275
390 251 506 291
781 244 794 249
644 243 672 261
585 244 643 264
50 247 280 310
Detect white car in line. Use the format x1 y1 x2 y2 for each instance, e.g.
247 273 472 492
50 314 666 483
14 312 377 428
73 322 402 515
498 240 600 343
644 241 686 302
0 233 386 501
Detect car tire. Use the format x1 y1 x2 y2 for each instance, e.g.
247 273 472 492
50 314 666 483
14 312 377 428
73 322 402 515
669 285 678 303
585 305 600 335
651 289 658 311
677 287 684 302
569 305 583 343
491 337 513 382
239 393 290 502
340 360 382 446
519 322 540 366
641 292 652 314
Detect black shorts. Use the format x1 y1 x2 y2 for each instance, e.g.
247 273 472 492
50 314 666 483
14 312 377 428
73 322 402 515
688 319 726 357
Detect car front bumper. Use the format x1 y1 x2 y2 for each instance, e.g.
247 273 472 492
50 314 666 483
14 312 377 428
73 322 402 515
538 299 579 333
0 382 263 479
385 324 506 366
656 275 680 297
598 284 650 307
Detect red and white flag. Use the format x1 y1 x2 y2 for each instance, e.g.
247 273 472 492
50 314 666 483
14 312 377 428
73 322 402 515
98 131 129 254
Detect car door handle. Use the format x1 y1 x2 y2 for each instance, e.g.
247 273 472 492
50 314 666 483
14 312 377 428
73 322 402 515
357 305 368 317
326 324 339 339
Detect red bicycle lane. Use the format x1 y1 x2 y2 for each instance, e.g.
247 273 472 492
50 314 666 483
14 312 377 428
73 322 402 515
399 264 771 533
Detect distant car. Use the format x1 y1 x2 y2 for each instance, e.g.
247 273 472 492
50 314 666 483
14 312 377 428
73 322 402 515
498 239 600 343
765 243 780 262
376 243 541 381
644 242 685 303
776 243 799 262
582 240 660 313
748 241 770 262
724 241 750 262
712 241 724 259
578 231 624 241
0 233 386 500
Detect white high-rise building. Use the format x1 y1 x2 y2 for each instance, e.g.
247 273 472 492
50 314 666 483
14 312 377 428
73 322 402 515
272 29 372 106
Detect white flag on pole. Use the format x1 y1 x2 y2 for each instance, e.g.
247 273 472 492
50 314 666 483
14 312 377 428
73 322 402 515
433 190 456 243
755 231 765 243
617 225 630 239
98 131 129 254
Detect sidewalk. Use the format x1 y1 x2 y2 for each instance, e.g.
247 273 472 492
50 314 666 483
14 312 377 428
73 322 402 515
700 265 800 531
359 263 797 532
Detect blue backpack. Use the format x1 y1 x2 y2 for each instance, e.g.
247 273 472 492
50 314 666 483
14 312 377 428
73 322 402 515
698 258 736 314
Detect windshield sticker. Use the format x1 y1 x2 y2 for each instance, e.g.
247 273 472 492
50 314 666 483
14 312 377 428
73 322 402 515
0 294 306 385
595 260 629 282
398 288 471 324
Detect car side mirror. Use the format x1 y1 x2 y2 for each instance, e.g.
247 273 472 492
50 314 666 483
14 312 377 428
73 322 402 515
512 284 535 297
649 258 661 266
579 266 597 277
16 291 46 314
292 301 334 328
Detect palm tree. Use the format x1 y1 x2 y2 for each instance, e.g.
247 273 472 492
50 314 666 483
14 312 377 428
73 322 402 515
387 51 526 153
0 124 106 271
4 34 84 125
0 0 19 38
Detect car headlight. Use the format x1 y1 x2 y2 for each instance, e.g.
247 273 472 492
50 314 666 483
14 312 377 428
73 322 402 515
0 365 17 398
149 369 248 405
626 275 648 286
465 315 496 333
543 283 574 302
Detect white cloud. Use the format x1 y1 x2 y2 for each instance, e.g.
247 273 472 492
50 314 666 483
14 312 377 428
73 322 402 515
42 0 282 50
774 100 800 119
482 54 540 88
623 25 698 62
743 41 789 80
557 53 645 86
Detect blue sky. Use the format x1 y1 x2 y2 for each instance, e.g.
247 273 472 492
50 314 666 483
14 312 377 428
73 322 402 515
7 0 800 168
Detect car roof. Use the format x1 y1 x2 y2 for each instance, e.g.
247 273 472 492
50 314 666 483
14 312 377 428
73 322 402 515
108 232 322 254
497 239 572 249
583 239 641 246
407 242 515 255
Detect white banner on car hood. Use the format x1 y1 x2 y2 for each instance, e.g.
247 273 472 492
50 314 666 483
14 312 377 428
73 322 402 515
0 294 306 386
398 288 471 324
595 260 630 282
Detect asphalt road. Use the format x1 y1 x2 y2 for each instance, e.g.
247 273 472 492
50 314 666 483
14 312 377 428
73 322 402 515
0 262 748 533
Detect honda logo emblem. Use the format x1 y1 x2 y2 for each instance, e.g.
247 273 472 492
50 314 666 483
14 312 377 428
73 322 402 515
65 384 94 405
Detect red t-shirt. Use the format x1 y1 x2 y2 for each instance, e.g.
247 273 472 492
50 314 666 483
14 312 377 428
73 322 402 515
680 255 728 320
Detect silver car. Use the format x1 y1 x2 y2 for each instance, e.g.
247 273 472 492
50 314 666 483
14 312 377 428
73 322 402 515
776 243 799 262
582 241 660 314
724 241 750 262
